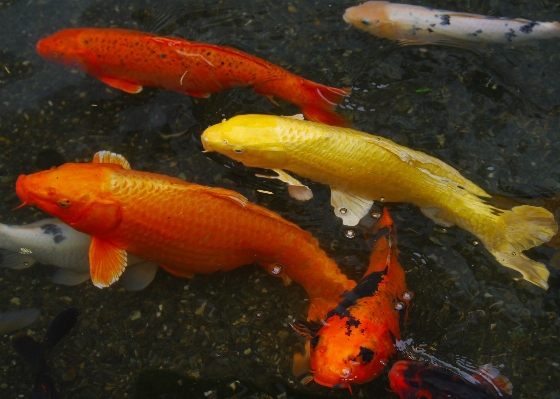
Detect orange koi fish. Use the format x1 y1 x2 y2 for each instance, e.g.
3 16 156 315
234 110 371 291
36 28 350 126
389 360 513 399
15 151 355 321
292 207 411 391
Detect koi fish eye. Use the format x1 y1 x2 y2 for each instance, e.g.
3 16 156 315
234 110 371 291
57 199 71 208
361 19 371 26
233 148 245 154
222 139 228 145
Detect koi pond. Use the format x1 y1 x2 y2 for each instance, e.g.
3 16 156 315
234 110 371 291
0 0 559 398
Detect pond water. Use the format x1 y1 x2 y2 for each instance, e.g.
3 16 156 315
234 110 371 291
0 0 559 398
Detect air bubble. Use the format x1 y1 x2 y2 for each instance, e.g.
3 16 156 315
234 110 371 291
339 207 348 215
511 252 517 256
371 212 381 218
402 291 413 300
379 197 386 202
344 230 356 239
472 241 479 246
394 301 405 310
269 263 283 275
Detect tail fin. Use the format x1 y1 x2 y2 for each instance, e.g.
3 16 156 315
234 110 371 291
490 205 557 289
298 80 351 127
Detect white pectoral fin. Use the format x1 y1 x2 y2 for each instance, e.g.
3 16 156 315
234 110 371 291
120 260 159 291
330 188 374 226
0 250 37 269
51 269 91 286
255 169 313 201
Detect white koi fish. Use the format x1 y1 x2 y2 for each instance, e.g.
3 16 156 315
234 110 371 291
0 218 158 290
343 1 560 46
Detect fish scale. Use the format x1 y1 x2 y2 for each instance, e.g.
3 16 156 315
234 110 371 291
15 154 356 321
201 114 558 289
36 28 350 126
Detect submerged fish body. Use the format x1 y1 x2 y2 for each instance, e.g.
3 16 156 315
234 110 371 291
36 28 350 126
292 208 410 390
0 218 158 290
0 308 40 335
389 360 513 399
201 114 558 289
343 1 560 46
15 151 356 321
12 307 78 399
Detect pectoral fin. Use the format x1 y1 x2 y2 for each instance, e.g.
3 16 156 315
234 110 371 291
99 76 143 94
0 250 36 269
256 169 313 201
282 114 305 120
89 237 127 288
331 188 374 226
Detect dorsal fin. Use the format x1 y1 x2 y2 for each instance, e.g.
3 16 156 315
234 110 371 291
92 151 131 170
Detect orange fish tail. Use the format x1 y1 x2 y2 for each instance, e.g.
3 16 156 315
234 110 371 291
297 79 351 127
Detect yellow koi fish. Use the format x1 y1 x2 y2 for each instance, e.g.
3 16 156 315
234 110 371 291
343 1 560 46
201 114 558 289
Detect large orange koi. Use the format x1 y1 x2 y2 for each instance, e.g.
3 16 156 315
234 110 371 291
36 28 350 126
292 207 411 391
15 151 356 321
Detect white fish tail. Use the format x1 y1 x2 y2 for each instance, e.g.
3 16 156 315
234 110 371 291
489 205 557 289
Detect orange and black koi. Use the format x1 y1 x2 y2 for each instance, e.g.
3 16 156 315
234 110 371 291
292 207 412 391
389 360 514 399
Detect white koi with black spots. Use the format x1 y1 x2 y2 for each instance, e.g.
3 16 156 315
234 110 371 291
343 1 560 46
0 218 158 290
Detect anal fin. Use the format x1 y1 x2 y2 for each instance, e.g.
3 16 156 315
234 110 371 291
89 237 127 288
331 188 374 226
256 169 313 201
99 76 143 94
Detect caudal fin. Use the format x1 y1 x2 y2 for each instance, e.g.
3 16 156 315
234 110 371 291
490 205 558 289
298 80 351 127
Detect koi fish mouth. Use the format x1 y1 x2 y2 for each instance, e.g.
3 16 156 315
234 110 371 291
14 175 35 209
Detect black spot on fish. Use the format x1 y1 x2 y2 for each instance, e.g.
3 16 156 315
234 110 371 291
440 15 450 25
54 235 66 244
41 224 63 236
345 316 361 336
520 21 538 34
159 54 167 58
310 335 320 350
427 28 434 33
468 29 483 37
359 347 375 364
327 268 387 318
505 28 517 42
430 23 436 27
41 224 66 244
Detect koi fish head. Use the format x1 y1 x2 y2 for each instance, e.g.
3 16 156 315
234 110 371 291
308 317 394 389
16 163 122 236
36 28 89 70
201 114 288 168
343 2 396 39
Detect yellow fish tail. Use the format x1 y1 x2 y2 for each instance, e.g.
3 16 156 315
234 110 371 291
489 205 557 289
